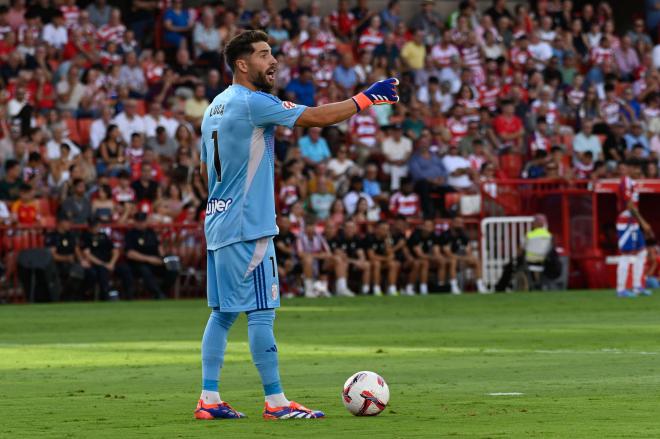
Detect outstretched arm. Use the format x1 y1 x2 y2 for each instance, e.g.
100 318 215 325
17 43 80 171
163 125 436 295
296 78 399 128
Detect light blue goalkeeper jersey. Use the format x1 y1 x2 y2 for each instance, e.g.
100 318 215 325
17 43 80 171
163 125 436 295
200 84 307 250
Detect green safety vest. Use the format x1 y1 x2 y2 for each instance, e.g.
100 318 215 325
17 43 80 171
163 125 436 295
525 227 552 263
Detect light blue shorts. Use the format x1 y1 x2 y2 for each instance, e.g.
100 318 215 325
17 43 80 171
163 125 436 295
207 237 280 312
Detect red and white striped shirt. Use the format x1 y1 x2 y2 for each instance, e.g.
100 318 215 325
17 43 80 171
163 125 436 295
510 47 529 68
97 24 126 44
447 117 468 146
144 61 165 85
430 43 459 68
566 88 585 107
591 46 614 66
313 64 334 89
359 28 383 52
531 100 559 126
460 45 481 67
349 113 378 148
389 192 421 217
573 160 594 179
600 99 621 124
468 154 487 172
478 84 500 111
301 39 326 67
60 5 80 28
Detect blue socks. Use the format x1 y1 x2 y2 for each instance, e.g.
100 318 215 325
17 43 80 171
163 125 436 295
201 309 282 396
247 309 282 396
201 310 238 391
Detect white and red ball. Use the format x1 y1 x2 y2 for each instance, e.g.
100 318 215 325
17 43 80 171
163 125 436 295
342 371 390 416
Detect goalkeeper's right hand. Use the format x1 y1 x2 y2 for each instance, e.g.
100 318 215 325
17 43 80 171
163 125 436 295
352 78 400 112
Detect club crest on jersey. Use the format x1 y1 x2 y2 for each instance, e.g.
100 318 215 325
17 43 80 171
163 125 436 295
210 104 225 117
206 197 233 215
282 101 296 110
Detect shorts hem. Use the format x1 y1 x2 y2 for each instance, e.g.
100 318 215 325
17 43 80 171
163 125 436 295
208 304 281 312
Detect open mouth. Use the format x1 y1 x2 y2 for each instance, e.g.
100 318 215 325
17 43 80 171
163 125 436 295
266 67 276 81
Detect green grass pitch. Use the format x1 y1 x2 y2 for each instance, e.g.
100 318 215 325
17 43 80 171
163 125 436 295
1 291 660 438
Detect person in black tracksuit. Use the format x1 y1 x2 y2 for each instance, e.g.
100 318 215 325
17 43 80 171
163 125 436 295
407 219 446 293
365 222 400 296
391 216 428 295
328 220 371 295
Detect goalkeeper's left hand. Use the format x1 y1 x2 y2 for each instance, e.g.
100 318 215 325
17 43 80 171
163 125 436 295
352 78 399 112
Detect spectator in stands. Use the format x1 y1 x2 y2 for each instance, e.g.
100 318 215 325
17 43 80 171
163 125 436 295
624 121 651 157
11 183 41 225
91 184 114 223
98 124 127 176
308 170 335 220
382 123 412 191
184 84 210 131
0 159 21 201
493 100 524 153
408 139 451 219
125 212 176 299
113 99 146 144
163 0 193 49
56 64 87 114
389 177 421 218
193 9 222 67
343 175 375 217
333 53 358 96
285 66 315 107
147 126 178 163
80 217 131 300
298 127 330 165
362 163 387 206
59 178 92 225
42 10 67 49
443 145 477 192
131 162 159 203
119 51 147 98
86 0 110 28
144 102 177 138
365 222 399 296
90 106 114 150
573 119 603 161
401 29 426 72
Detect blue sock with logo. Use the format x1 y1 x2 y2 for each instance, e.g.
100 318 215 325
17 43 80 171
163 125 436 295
201 310 239 392
247 309 283 396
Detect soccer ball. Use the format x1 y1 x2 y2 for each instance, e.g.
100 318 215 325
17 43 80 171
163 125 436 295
342 371 390 416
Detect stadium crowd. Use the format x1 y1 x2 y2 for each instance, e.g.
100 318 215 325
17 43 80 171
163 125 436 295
1 0 660 299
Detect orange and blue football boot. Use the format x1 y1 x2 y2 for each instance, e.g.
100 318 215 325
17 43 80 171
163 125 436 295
263 401 325 419
194 399 246 420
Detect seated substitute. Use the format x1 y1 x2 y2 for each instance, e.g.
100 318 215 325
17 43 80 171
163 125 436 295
365 222 400 296
392 216 428 295
296 218 354 297
329 220 371 295
440 217 488 294
407 219 447 293
274 216 300 297
124 212 178 299
80 218 133 300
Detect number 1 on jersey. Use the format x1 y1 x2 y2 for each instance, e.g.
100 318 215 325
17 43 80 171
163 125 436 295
212 130 222 182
